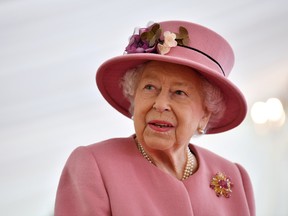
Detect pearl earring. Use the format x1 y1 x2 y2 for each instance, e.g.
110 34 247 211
198 128 205 134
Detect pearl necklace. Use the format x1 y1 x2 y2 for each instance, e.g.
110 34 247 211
181 147 194 180
137 142 194 181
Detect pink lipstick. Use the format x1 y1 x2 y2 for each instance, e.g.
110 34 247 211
148 120 174 132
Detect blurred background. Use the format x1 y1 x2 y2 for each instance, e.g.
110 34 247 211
0 0 287 215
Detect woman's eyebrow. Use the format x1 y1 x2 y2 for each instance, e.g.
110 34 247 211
172 81 195 89
140 73 159 80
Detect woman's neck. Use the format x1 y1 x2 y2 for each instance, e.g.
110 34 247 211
151 147 187 179
136 139 197 180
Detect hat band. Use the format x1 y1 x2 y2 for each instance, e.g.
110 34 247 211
178 44 225 76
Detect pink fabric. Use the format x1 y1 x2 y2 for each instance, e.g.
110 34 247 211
55 136 255 216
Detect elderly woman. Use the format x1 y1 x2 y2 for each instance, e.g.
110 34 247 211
55 21 255 215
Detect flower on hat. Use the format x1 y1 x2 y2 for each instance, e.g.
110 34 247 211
210 172 233 198
125 23 189 55
125 24 161 53
157 31 177 55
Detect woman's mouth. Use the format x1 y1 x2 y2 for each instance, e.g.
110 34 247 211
148 120 174 132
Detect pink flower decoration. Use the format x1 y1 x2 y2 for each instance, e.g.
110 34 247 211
157 31 178 55
157 43 171 55
163 31 177 47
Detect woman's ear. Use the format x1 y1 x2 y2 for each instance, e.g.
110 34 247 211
197 112 211 134
203 112 211 125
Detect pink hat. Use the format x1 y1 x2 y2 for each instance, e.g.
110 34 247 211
96 20 247 134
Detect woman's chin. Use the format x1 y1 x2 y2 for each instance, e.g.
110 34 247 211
143 133 175 150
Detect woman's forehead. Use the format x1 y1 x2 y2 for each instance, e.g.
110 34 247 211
140 61 201 84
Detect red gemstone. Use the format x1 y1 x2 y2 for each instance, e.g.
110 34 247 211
218 179 228 189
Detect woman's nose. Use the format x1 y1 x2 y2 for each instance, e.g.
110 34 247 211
153 91 171 113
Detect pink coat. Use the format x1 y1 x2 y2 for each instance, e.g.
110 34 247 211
55 136 255 216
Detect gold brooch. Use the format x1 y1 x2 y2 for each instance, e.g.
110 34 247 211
210 172 233 198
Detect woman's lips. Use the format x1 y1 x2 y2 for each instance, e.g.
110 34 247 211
147 120 174 132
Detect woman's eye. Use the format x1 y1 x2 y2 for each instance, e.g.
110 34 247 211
175 90 187 96
144 84 154 90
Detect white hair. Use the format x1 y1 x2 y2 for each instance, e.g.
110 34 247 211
200 77 226 130
121 63 226 132
121 64 145 114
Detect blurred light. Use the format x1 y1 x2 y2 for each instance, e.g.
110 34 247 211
277 110 286 127
250 97 286 126
266 98 284 122
251 101 268 124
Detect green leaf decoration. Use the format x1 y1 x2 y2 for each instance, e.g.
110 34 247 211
175 26 189 46
179 26 188 36
141 23 161 47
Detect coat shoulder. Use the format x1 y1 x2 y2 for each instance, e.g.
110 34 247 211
191 144 235 167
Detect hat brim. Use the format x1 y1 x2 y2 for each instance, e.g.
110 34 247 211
96 52 247 134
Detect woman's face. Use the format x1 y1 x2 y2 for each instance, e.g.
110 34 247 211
133 61 210 151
